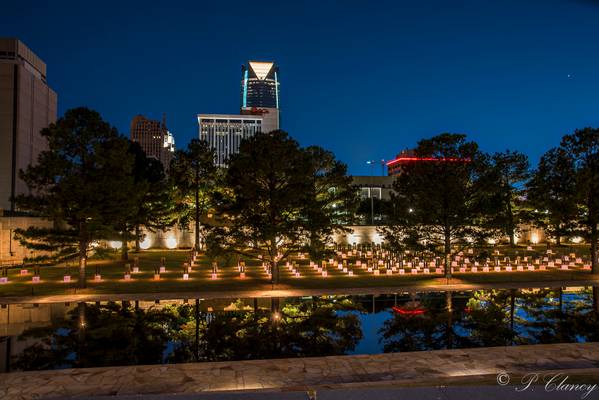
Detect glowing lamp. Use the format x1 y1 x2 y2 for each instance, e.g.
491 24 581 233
140 237 152 250
165 236 177 249
109 241 122 249
531 233 539 244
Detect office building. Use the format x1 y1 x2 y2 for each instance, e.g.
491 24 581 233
386 149 471 176
130 114 175 169
240 61 280 133
0 38 57 212
352 176 395 201
198 114 262 167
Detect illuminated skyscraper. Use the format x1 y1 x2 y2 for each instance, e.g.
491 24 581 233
240 61 280 132
198 114 262 167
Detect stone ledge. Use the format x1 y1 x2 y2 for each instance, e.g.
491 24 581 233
1 342 598 400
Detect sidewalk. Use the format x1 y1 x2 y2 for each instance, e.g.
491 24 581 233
2 277 599 304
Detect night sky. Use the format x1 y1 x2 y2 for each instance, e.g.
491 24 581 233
4 0 599 175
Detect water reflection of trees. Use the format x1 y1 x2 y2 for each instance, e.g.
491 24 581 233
12 297 363 371
379 288 599 352
517 288 599 344
11 288 599 371
379 292 469 352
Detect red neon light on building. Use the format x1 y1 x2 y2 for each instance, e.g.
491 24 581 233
386 157 471 167
385 151 471 176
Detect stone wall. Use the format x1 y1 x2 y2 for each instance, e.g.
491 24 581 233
334 224 548 246
0 217 53 265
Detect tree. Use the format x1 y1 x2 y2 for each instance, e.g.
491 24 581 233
15 107 135 288
206 131 314 284
169 139 216 250
481 150 530 246
526 148 578 246
114 142 175 259
560 128 599 273
380 133 493 278
303 146 358 260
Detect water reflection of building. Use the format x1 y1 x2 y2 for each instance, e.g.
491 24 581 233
0 302 77 372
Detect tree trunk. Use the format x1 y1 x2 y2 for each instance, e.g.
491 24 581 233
444 230 452 279
509 290 515 332
79 242 87 289
592 224 598 274
77 302 86 364
194 298 200 361
272 260 279 285
507 200 515 247
121 231 128 261
135 225 141 252
446 291 453 349
194 170 201 250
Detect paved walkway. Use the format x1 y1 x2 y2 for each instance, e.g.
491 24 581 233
2 277 599 304
2 343 598 399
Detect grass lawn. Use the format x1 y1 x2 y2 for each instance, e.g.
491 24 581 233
0 246 597 298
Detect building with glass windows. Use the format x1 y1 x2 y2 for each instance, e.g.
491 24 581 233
130 114 175 169
198 114 262 167
240 61 279 133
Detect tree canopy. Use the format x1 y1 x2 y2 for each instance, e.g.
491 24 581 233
380 133 495 277
169 139 217 249
15 107 137 287
206 131 355 283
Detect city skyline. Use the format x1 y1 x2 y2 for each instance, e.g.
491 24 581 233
3 1 599 175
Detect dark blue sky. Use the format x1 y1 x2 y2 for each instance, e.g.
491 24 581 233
4 0 599 174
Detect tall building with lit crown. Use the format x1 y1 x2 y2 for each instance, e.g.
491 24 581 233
240 61 280 133
198 114 262 167
130 114 175 169
0 38 57 212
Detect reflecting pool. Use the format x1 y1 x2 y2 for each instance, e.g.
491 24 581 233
1 287 598 372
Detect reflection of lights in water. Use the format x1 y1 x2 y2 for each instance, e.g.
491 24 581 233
140 237 152 250
531 233 539 244
109 241 122 249
165 236 177 249
272 312 281 320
